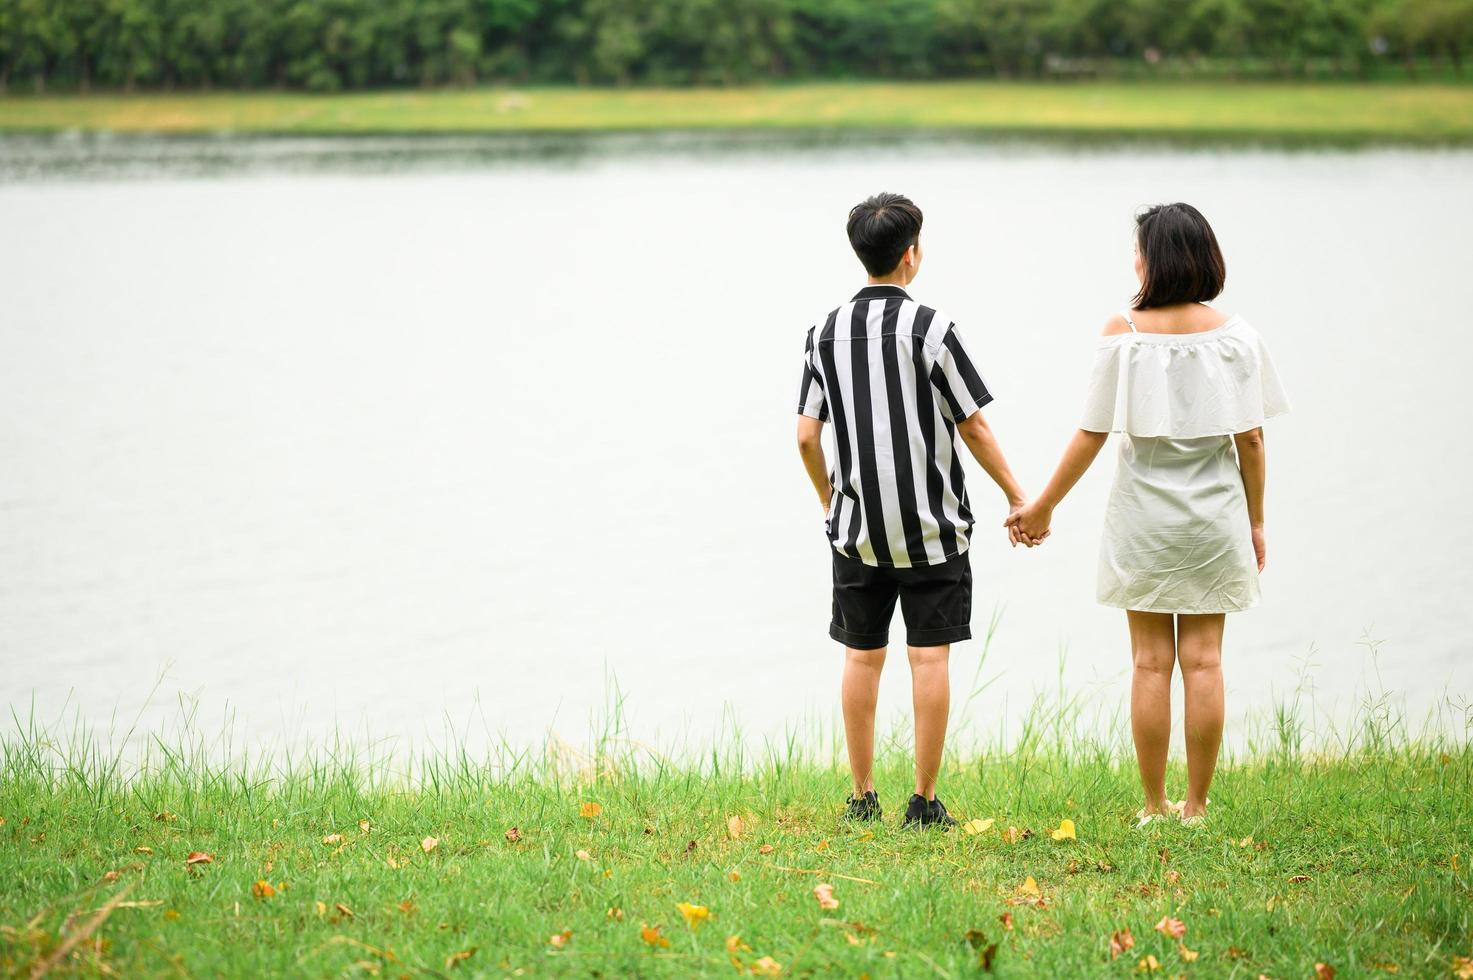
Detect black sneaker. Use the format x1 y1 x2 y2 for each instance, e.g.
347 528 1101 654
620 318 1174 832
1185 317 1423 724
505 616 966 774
901 793 958 830
844 790 882 822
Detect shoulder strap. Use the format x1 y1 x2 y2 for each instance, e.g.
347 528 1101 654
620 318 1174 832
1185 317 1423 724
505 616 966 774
1119 309 1138 333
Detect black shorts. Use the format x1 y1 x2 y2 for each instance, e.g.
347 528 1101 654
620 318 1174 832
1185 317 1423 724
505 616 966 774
830 549 972 650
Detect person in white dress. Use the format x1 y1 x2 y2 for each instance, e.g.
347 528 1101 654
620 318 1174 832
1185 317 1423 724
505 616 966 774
1008 203 1289 826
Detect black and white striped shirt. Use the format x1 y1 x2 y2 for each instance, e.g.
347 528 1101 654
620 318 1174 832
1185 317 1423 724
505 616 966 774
797 284 993 568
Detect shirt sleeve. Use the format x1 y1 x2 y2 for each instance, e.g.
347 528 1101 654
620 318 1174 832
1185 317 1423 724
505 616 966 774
796 327 828 421
929 325 993 422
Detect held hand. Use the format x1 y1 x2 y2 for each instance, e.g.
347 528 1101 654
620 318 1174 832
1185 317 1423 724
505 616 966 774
1251 524 1266 572
1004 500 1053 548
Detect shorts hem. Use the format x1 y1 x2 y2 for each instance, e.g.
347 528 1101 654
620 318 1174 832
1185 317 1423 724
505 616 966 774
906 625 971 646
829 623 889 650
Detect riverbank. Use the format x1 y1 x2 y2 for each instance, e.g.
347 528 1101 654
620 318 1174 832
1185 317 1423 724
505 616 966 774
2 82 1472 143
2 733 1468 977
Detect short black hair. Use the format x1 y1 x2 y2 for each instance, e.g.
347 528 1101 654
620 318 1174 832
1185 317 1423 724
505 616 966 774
847 193 923 277
1132 203 1226 310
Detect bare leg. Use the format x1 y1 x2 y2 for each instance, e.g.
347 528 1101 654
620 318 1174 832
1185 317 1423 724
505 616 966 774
841 646 887 796
1176 614 1226 818
907 644 951 798
1127 610 1177 814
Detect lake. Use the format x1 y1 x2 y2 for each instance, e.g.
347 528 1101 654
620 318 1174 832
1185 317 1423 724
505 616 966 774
2 133 1470 762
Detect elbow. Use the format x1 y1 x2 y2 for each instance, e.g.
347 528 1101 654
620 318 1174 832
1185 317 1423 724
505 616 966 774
1235 427 1265 451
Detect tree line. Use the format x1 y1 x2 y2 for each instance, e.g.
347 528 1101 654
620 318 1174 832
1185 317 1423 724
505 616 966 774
2 0 1471 92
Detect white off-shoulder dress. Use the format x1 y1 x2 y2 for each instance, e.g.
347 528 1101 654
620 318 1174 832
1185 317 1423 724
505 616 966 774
1081 313 1290 614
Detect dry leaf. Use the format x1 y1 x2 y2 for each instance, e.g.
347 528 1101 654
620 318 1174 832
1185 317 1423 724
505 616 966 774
814 839 828 853
607 907 624 921
685 839 699 855
1137 953 1161 972
727 815 745 839
1315 965 1336 980
677 902 710 928
163 909 179 921
726 935 752 954
758 844 775 854
579 801 602 819
251 880 276 899
1154 915 1186 939
813 882 839 910
184 851 213 867
315 901 328 917
1000 826 1032 844
1017 876 1042 898
358 820 371 833
728 870 742 882
961 818 995 835
576 849 593 862
751 956 782 976
504 827 521 843
548 929 571 949
322 833 344 846
444 948 476 970
102 870 121 882
999 912 1014 931
398 900 415 914
1050 819 1077 841
155 812 178 823
856 830 874 842
134 846 152 855
1179 942 1200 962
640 925 671 948
1110 929 1135 959
1288 874 1312 884
420 837 439 854
1165 870 1182 885
1451 956 1473 979
335 903 355 918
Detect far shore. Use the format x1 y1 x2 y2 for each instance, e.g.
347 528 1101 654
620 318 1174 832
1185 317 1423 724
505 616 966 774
2 81 1472 143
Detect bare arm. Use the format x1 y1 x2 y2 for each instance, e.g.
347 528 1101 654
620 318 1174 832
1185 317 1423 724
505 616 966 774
796 415 832 513
1006 428 1110 544
955 410 1027 512
1234 426 1267 571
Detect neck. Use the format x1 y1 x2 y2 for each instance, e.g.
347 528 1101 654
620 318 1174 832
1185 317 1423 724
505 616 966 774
867 273 910 288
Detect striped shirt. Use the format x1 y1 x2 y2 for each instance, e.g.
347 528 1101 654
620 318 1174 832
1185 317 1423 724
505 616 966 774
796 284 993 568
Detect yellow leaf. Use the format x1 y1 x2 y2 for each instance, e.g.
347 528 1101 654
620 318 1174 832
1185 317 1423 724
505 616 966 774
1179 943 1200 962
813 882 839 910
335 902 355 919
607 907 624 921
1050 819 1077 841
727 815 745 839
251 879 276 900
726 935 752 954
420 837 439 854
640 925 671 948
1137 953 1161 972
1451 955 1473 979
961 818 995 836
815 839 829 853
315 901 327 917
677 902 710 928
358 820 371 834
1018 876 1041 897
579 801 602 819
444 948 476 970
752 956 783 976
1153 916 1186 939
576 849 593 861
163 909 180 921
548 929 572 949
728 870 742 882
855 830 875 843
134 846 152 855
322 833 344 846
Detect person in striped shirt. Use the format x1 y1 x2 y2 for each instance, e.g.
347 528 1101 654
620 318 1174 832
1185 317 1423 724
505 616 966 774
796 192 1033 829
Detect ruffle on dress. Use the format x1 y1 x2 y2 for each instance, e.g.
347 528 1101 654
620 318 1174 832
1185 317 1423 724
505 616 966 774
1081 316 1290 438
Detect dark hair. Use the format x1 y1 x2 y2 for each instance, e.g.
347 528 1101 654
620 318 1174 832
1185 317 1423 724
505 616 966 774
1132 203 1226 310
847 193 923 277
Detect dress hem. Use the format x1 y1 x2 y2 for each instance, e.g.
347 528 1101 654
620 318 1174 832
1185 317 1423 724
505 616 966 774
1096 597 1260 615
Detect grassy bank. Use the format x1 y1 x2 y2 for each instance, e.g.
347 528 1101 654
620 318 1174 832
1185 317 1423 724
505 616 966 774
2 722 1470 978
1 82 1472 143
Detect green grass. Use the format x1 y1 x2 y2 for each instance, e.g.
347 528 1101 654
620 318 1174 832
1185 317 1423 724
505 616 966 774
2 82 1473 142
2 695 1470 978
